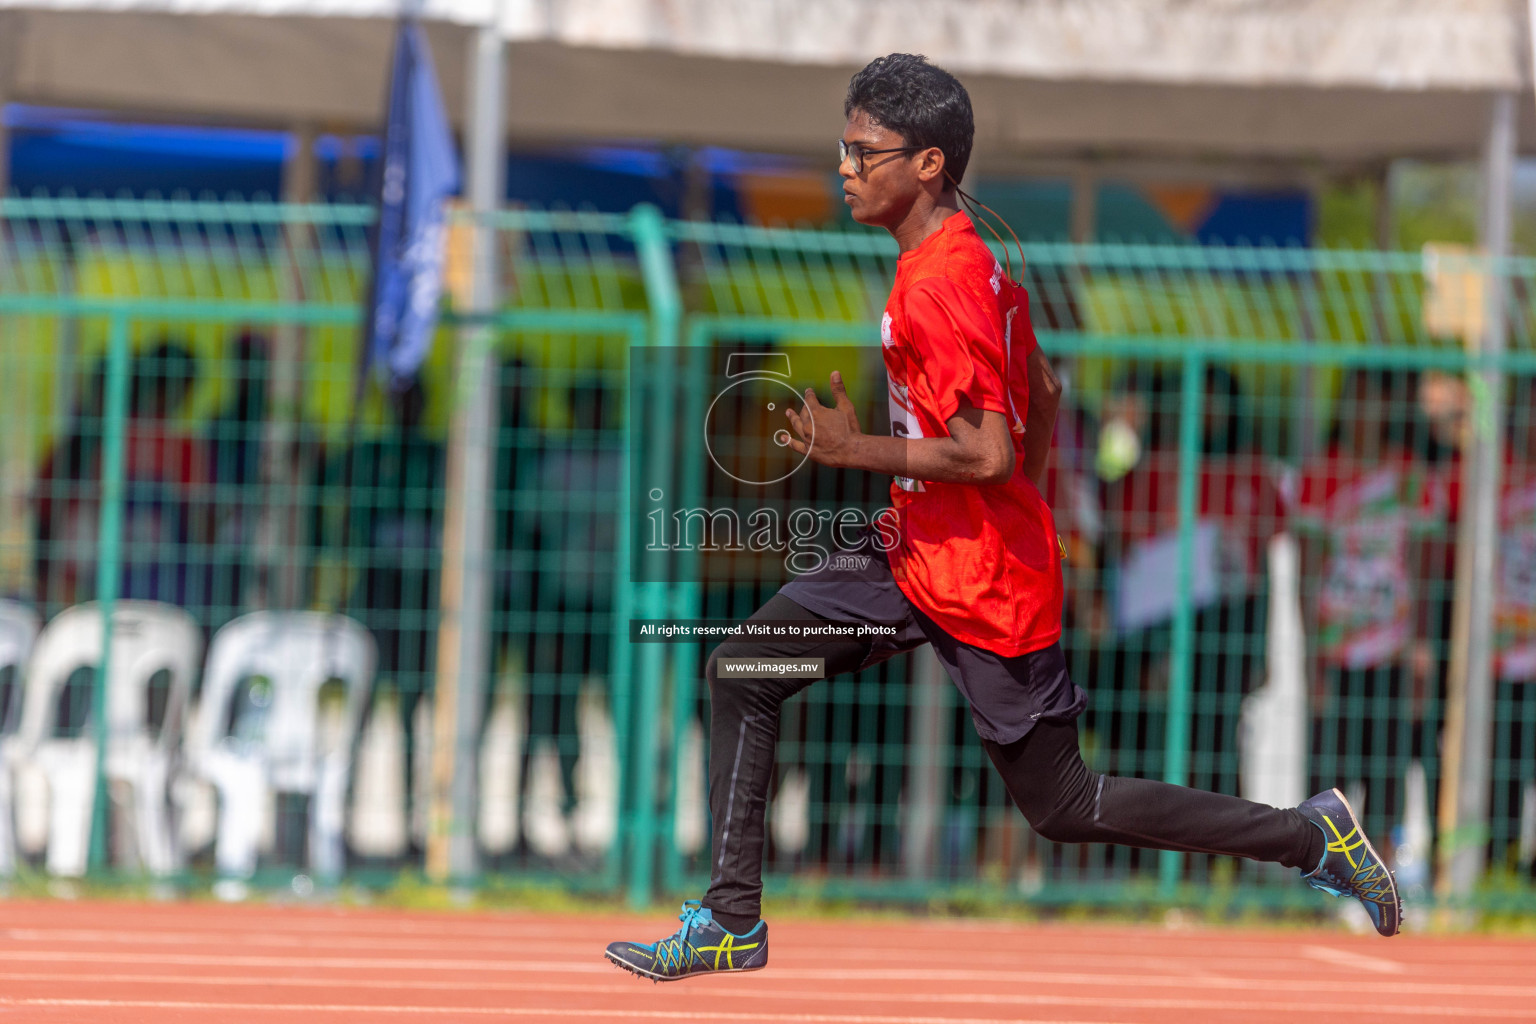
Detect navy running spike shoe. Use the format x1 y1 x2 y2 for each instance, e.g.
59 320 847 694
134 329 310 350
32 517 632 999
605 901 769 982
1298 788 1402 937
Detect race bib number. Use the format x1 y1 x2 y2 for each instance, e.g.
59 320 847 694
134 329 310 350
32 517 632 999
888 378 925 493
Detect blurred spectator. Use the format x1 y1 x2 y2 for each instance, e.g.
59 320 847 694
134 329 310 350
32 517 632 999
1414 368 1467 853
1101 364 1285 793
489 355 540 856
1105 365 1283 604
1490 375 1536 870
205 331 271 616
519 375 622 858
1037 387 1109 754
492 356 538 657
208 332 269 492
1417 369 1536 870
1294 367 1445 846
33 339 216 610
33 360 107 612
1419 369 1470 470
319 378 445 855
1495 374 1536 685
1092 364 1180 777
120 340 213 607
1038 389 1104 631
34 340 213 610
1418 366 1471 621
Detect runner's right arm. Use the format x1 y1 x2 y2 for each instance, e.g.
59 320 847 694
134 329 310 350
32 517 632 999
785 375 1015 485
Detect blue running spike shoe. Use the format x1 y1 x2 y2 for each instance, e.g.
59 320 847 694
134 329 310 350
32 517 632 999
604 901 768 982
1298 788 1402 937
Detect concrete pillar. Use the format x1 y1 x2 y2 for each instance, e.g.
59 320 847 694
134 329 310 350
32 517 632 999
428 9 504 884
258 124 319 610
1439 91 1513 904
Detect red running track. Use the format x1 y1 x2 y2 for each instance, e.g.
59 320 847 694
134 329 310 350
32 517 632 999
0 899 1529 1023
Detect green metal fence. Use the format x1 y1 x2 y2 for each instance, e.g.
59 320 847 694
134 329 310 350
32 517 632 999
1 196 1533 919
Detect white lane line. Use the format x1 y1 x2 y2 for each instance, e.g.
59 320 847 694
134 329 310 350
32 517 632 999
1301 945 1407 975
0 972 1527 1019
0 928 581 955
0 917 695 943
0 928 1219 960
2 913 1512 953
732 967 1531 998
0 949 608 972
0 927 1287 962
0 929 1393 973
1296 945 1406 976
0 948 1530 1000
0 923 1441 960
12 924 1531 973
0 999 1140 1024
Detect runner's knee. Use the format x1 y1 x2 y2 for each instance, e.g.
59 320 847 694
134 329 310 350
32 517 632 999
706 643 785 713
1026 795 1102 845
991 730 1105 845
705 643 747 693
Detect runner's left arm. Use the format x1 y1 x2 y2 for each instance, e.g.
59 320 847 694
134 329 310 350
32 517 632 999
1022 346 1060 489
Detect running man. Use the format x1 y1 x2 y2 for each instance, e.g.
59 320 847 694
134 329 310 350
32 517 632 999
605 53 1401 982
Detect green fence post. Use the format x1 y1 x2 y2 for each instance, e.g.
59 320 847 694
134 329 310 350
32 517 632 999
627 203 682 908
661 326 711 895
1158 352 1205 899
88 314 132 874
606 321 643 896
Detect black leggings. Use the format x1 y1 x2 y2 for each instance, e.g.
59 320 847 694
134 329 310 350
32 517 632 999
982 722 1320 862
702 594 1323 920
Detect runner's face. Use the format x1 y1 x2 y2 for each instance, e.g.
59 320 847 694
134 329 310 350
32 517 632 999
839 110 925 228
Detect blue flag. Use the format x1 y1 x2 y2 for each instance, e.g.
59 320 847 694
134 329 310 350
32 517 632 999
362 18 461 393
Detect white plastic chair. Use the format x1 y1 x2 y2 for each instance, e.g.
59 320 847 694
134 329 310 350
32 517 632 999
187 612 375 883
0 601 42 875
15 600 201 878
348 686 408 860
477 681 523 857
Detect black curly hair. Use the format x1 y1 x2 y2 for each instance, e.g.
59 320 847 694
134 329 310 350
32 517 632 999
845 54 1025 281
844 53 974 190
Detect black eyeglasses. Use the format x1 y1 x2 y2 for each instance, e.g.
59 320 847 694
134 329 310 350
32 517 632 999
838 139 923 174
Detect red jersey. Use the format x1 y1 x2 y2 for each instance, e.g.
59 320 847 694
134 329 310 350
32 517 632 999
881 212 1062 656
